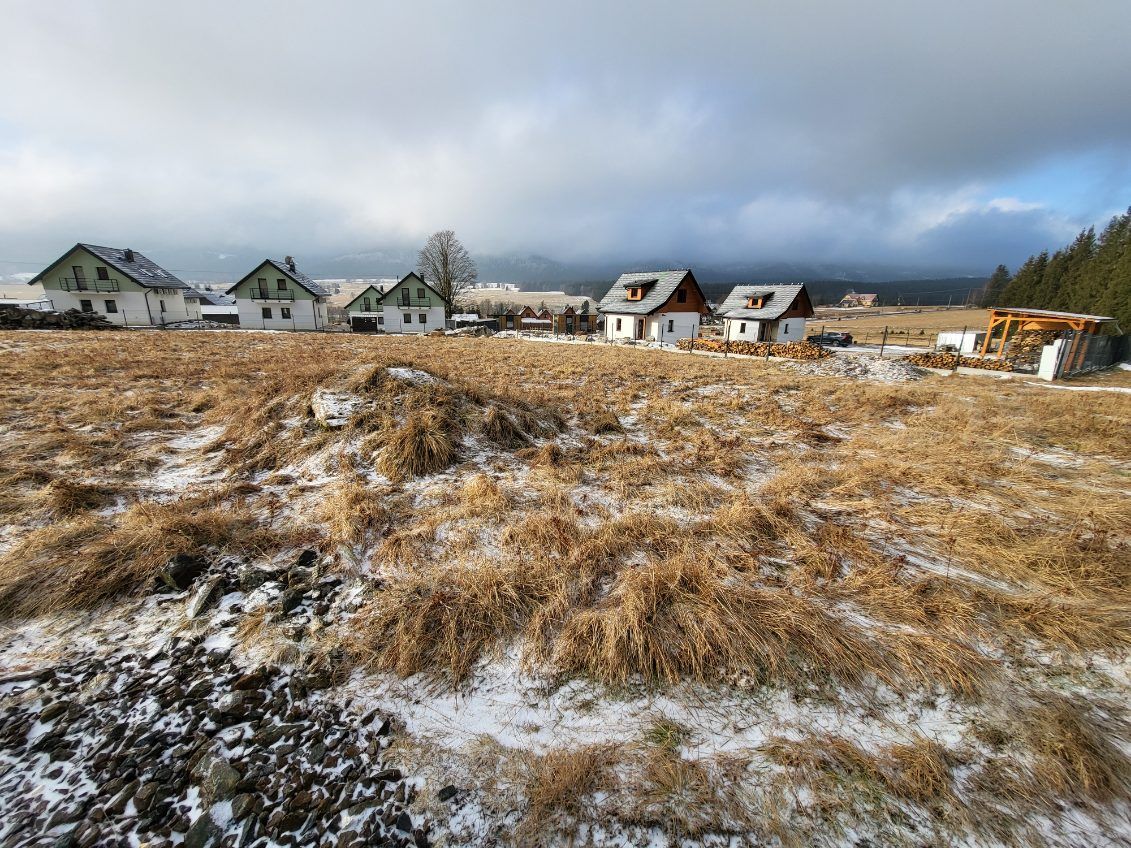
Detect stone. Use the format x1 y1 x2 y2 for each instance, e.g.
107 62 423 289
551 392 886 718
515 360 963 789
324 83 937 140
230 792 259 822
39 700 69 722
237 565 269 594
280 588 305 615
311 389 363 429
232 668 268 691
437 785 458 802
184 811 222 848
186 576 223 619
295 549 318 569
395 811 413 833
158 553 207 592
216 692 247 716
192 752 242 802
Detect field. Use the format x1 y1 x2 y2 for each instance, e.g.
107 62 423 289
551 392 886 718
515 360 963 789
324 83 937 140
0 329 1128 847
812 306 990 334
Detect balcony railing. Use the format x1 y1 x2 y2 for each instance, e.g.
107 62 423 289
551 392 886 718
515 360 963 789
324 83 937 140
247 288 295 301
393 299 432 309
59 277 119 293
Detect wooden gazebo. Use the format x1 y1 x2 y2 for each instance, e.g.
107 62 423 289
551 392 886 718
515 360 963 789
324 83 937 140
979 307 1117 362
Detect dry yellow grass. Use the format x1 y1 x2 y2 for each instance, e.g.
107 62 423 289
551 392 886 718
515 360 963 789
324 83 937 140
0 328 1127 846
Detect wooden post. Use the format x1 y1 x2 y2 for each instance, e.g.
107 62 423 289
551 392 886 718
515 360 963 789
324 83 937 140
879 326 888 358
954 326 966 370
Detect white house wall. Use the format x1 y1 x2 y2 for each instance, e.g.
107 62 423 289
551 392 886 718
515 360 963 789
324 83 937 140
237 298 326 331
723 316 807 343
603 311 699 343
380 305 445 334
46 289 191 327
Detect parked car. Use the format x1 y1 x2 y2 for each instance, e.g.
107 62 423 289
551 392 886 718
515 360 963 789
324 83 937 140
807 331 853 347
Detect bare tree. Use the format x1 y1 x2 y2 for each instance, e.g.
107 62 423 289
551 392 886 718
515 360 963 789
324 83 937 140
416 230 477 317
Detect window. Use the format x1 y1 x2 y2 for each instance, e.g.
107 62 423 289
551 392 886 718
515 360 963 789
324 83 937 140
96 267 110 281
362 297 372 312
104 300 118 313
739 322 746 334
257 277 266 286
418 313 427 324
281 307 291 319
676 288 687 304
262 307 273 319
378 316 384 325
159 300 167 313
626 287 643 301
667 319 674 332
417 288 426 300
615 318 622 331
276 279 287 290
79 299 93 313
781 323 788 335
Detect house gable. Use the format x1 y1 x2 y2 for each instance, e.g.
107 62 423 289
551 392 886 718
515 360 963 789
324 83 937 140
344 285 387 312
380 272 448 308
597 269 709 316
228 260 323 301
28 244 185 293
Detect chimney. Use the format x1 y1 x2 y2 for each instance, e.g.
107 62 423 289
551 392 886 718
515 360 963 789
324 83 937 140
124 248 135 262
285 255 296 272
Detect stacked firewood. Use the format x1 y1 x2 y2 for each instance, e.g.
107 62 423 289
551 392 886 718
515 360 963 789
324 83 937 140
1005 330 1061 366
904 352 1013 371
677 338 831 359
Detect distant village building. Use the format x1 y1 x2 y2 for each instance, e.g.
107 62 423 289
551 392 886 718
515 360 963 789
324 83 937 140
837 290 878 308
26 243 193 326
597 270 709 343
717 284 814 343
184 289 239 324
343 272 448 334
551 305 600 335
227 257 330 330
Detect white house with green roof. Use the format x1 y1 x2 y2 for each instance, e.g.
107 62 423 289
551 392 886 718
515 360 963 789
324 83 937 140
26 243 193 326
227 257 330 331
343 272 447 334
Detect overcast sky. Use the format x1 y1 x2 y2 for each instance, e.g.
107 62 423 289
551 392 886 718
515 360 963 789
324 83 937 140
1 0 1129 275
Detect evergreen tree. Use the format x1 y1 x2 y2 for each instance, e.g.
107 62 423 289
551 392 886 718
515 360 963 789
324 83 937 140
994 209 1131 328
979 264 1011 307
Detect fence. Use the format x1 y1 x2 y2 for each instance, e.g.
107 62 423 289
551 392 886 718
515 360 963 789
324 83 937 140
1039 332 1130 380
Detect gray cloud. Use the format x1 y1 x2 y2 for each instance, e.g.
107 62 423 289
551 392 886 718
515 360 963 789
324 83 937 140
1 0 1127 273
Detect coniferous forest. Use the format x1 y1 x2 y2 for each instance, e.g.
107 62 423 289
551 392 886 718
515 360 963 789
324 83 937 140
983 208 1131 329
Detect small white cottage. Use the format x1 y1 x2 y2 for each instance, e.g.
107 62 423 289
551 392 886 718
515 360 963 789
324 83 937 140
716 284 814 343
597 269 710 344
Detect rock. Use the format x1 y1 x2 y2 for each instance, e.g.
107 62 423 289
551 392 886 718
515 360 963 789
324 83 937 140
296 549 318 568
437 785 458 802
192 752 242 802
373 767 402 783
230 792 259 822
395 811 413 833
184 811 222 848
280 588 305 615
232 668 268 691
216 692 247 716
237 565 269 593
287 566 313 587
186 576 223 619
39 700 69 722
311 389 363 429
159 553 207 592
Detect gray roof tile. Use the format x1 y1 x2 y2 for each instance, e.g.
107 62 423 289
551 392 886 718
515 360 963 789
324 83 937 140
717 284 807 320
597 270 696 315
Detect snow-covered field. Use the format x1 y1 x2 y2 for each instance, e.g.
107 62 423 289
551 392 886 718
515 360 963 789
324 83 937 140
0 330 1128 847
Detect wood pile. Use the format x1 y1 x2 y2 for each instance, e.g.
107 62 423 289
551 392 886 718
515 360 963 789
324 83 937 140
0 306 115 331
1006 330 1061 366
677 338 831 359
904 352 1013 371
